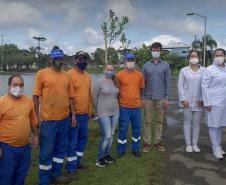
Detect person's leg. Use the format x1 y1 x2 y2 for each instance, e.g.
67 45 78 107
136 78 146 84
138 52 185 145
76 114 89 166
13 145 31 185
66 116 80 173
183 109 192 146
117 107 131 155
0 142 16 185
209 127 223 158
97 116 111 160
143 99 154 145
52 117 70 178
131 108 141 153
39 121 57 185
192 111 202 151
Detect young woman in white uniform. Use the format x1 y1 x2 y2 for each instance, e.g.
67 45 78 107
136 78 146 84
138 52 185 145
178 50 205 153
202 48 226 159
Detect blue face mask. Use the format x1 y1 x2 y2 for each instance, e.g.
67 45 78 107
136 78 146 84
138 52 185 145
104 71 115 78
76 62 87 70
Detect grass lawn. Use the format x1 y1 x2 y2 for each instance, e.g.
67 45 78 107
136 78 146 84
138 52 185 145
25 116 166 185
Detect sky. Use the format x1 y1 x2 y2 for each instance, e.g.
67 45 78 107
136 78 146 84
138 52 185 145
1 0 226 55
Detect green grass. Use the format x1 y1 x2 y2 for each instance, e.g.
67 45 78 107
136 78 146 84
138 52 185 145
25 118 166 185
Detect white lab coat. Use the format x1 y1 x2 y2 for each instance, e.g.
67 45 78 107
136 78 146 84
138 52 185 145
178 65 205 111
201 64 226 127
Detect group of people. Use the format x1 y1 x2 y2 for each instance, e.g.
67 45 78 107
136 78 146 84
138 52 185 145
0 41 225 185
178 48 226 160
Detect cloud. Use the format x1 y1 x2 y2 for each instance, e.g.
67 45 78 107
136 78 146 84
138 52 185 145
0 1 43 27
83 28 103 46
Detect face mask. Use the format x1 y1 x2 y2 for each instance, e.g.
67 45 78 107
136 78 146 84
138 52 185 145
151 51 161 58
104 71 115 78
76 62 87 70
126 62 135 69
189 58 199 64
10 87 23 97
214 57 225 65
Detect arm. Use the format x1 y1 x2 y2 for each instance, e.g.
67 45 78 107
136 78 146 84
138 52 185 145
163 64 171 108
33 95 40 125
88 78 93 117
177 69 189 108
92 80 101 111
141 65 146 100
30 104 39 148
70 98 76 127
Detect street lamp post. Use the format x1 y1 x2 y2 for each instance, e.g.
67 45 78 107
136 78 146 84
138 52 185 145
33 36 47 69
187 12 207 67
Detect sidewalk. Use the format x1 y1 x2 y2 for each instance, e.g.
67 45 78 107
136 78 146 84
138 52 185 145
163 77 226 185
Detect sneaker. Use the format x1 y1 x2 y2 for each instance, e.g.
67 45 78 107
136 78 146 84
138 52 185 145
219 147 226 156
143 143 151 153
116 152 125 158
51 175 70 184
132 151 142 157
104 155 116 164
213 147 224 160
186 145 193 153
95 158 108 167
154 142 166 152
192 145 200 153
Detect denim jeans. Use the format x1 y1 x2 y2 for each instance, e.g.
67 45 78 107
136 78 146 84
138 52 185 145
97 112 119 160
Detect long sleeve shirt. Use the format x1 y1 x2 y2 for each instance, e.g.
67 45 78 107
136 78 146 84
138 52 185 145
141 60 171 100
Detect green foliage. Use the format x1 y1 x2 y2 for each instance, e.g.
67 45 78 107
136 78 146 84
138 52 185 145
93 47 119 65
133 44 151 68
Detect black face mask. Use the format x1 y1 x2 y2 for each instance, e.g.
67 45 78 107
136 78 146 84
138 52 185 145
76 62 88 70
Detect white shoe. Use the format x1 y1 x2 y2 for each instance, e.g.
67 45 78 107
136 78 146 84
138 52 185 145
192 145 200 153
219 147 226 156
186 145 193 153
213 147 224 159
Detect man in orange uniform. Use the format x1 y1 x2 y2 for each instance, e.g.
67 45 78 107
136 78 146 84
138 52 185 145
0 75 38 185
33 46 74 185
66 51 92 175
116 53 145 157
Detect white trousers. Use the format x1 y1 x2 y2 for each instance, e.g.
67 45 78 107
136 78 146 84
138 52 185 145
183 109 202 146
208 127 223 149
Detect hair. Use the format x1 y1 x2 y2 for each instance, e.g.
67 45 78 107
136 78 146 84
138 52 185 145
8 74 24 86
214 48 225 56
150 42 162 50
188 50 199 59
104 64 119 88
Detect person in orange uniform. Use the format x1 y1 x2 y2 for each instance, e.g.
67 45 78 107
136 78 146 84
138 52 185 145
0 75 38 185
66 51 92 175
116 53 145 157
33 46 75 185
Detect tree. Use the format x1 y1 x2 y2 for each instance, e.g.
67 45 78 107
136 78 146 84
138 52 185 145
132 44 150 68
101 9 130 64
94 48 105 65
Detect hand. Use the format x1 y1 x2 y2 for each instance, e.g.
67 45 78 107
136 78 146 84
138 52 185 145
141 100 145 108
181 100 189 109
206 106 212 112
197 101 204 108
71 115 77 127
163 100 169 109
31 136 39 148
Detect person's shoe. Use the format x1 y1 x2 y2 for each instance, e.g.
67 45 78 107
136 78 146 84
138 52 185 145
192 145 200 153
103 155 116 164
143 143 151 153
51 175 70 184
116 152 125 158
132 151 142 157
154 142 166 152
186 145 193 153
219 147 226 156
77 164 89 170
213 147 224 160
67 172 78 181
95 158 108 167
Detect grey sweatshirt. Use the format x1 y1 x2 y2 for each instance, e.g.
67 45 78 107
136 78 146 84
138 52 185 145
92 78 119 117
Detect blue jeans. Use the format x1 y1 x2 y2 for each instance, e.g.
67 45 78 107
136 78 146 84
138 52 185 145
97 112 119 160
39 117 70 185
117 107 141 154
66 114 89 173
0 142 31 185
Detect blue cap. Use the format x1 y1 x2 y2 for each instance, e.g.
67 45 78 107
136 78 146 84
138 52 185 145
50 48 64 59
124 53 135 60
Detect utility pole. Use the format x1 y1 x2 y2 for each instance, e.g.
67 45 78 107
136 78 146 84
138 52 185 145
33 36 47 69
0 35 4 71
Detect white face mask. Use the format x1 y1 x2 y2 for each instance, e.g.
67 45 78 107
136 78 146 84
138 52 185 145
10 87 23 97
189 58 199 64
126 62 135 69
151 51 161 59
214 57 225 66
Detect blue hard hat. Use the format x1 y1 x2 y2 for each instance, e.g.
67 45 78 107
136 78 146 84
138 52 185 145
50 48 64 59
124 53 135 60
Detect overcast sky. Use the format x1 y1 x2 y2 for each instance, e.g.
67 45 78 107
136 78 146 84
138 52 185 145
1 0 226 55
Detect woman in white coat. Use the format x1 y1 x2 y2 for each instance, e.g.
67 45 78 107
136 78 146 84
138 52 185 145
201 48 226 159
178 50 205 153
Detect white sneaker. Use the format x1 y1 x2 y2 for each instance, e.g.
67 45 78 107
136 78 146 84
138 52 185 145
186 145 193 153
219 147 226 156
192 145 200 153
213 147 224 159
